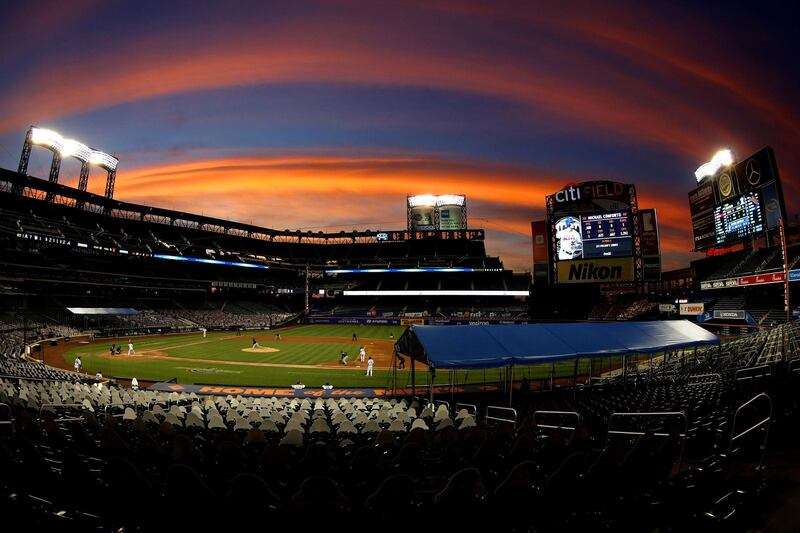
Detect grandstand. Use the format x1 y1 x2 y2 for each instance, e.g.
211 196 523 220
0 169 527 329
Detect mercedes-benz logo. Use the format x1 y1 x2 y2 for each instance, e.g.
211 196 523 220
746 159 761 185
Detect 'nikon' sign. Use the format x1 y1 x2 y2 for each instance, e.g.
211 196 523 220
556 258 634 283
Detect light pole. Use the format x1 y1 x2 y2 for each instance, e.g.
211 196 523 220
779 216 790 323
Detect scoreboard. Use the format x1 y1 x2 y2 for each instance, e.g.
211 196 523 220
580 211 632 258
545 181 644 284
713 193 764 245
689 147 785 251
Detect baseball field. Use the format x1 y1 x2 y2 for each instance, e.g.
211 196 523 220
61 324 606 388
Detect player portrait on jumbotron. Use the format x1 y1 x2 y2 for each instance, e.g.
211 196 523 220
555 216 583 260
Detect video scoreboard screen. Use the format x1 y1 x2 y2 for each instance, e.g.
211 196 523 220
553 210 632 260
713 192 764 246
581 211 632 258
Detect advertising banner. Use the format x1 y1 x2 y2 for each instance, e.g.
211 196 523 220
409 206 435 230
640 209 660 257
713 310 746 320
691 211 717 250
531 220 549 263
688 182 715 216
306 317 401 325
659 304 676 313
556 257 634 283
680 303 705 315
438 206 464 230
738 272 785 286
640 208 661 281
150 383 390 398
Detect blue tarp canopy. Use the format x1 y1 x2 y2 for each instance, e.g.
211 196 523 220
396 320 719 369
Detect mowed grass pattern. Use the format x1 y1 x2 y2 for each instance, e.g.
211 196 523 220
279 324 404 339
167 340 358 365
64 326 408 387
64 325 625 388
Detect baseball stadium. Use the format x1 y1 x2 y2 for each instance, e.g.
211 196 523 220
3 4 800 532
3 125 800 532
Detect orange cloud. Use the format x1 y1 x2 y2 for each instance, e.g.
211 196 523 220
117 155 565 210
108 152 696 270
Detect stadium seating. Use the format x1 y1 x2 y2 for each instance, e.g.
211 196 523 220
0 322 797 531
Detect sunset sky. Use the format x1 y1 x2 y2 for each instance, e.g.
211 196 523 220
1 0 797 271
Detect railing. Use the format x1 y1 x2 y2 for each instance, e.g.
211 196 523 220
485 405 517 426
455 402 477 416
103 402 132 418
38 403 87 422
433 400 450 412
687 373 722 386
789 359 800 375
729 393 772 472
0 373 80 383
606 411 688 472
534 410 581 433
735 365 771 382
0 402 13 437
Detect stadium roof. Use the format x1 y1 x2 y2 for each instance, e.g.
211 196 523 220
396 321 720 369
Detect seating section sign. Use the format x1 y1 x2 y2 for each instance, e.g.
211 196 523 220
700 269 799 290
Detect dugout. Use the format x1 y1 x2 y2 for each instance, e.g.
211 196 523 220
394 320 720 403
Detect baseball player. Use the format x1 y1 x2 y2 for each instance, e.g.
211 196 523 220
556 217 583 260
127 341 135 355
73 356 82 373
366 356 374 377
359 346 366 363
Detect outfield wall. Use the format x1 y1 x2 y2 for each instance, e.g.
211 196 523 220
306 317 529 326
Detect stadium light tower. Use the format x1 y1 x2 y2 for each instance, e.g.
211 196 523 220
694 148 735 182
16 128 63 197
16 126 119 203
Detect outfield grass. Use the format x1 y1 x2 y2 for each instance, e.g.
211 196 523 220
63 325 627 388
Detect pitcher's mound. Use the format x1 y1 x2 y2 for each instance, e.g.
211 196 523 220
242 347 280 353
